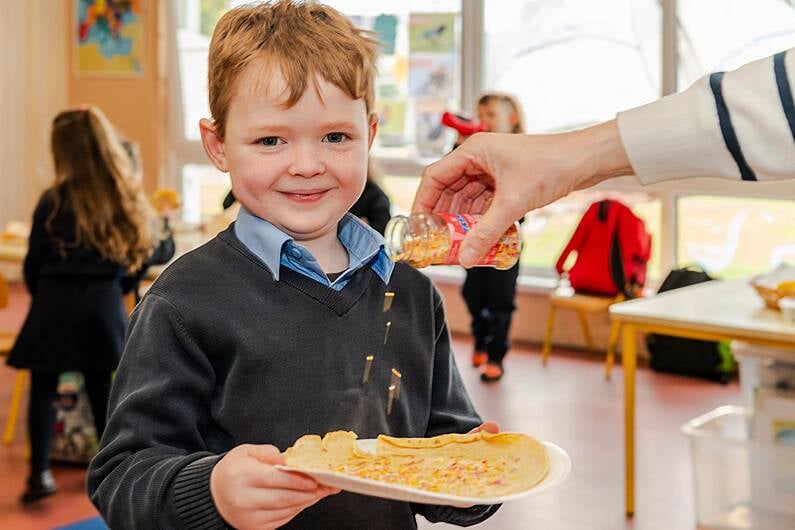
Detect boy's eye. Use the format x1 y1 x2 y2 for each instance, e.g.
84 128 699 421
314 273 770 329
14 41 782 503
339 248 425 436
323 132 349 144
259 136 284 147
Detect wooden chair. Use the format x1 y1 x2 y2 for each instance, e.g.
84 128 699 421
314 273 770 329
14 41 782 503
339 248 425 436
0 272 26 445
541 289 624 380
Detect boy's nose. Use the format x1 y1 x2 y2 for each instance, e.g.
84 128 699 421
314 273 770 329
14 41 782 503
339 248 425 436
288 144 325 178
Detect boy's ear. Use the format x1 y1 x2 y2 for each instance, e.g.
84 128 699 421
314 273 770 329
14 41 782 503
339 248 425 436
199 118 229 172
367 112 379 150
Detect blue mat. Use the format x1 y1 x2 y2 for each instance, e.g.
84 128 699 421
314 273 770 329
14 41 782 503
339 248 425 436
53 516 108 530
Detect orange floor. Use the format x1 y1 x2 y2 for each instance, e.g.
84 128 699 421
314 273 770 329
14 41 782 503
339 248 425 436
0 283 740 529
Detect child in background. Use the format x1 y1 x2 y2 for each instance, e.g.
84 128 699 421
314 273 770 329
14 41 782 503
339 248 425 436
88 3 499 529
7 106 155 503
349 156 391 235
461 93 526 382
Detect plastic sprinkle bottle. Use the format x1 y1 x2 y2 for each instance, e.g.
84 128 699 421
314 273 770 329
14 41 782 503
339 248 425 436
384 213 520 270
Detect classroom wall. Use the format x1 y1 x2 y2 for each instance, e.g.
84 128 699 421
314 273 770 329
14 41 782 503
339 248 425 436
0 0 164 232
436 282 609 349
67 0 164 192
0 1 68 229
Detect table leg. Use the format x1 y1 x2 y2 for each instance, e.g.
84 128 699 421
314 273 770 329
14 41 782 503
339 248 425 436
605 320 620 381
622 323 636 517
541 306 557 366
577 310 595 352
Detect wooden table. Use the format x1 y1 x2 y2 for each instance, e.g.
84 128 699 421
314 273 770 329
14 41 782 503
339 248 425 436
609 279 795 517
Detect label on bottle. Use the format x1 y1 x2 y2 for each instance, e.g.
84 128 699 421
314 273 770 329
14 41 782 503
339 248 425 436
437 213 500 266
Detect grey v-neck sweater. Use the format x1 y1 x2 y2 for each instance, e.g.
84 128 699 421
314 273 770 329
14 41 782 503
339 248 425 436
88 226 499 529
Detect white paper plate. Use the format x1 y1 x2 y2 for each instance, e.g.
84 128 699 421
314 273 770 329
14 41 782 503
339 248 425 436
277 438 571 506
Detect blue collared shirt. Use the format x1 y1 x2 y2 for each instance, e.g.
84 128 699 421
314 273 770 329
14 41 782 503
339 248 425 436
233 207 394 290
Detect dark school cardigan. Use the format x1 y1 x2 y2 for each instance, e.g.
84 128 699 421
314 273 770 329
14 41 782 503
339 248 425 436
88 226 499 529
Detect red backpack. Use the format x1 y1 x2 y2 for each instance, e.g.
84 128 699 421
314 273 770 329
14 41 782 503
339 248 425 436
555 199 651 297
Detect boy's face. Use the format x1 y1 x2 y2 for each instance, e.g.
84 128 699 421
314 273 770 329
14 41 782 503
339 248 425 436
201 63 376 242
477 100 518 133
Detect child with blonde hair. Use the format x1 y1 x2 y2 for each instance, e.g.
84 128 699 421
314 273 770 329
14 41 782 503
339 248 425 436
349 156 392 234
461 92 525 382
89 2 498 529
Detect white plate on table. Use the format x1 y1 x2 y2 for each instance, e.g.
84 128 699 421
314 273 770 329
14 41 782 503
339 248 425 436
277 439 571 507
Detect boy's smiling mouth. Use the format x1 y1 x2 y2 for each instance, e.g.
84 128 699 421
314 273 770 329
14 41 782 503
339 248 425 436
280 188 331 203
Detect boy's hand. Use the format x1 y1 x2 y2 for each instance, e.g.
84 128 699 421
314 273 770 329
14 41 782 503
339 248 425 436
210 444 340 530
468 421 500 434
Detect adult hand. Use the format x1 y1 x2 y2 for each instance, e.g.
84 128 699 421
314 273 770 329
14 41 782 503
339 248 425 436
210 444 340 530
413 120 632 267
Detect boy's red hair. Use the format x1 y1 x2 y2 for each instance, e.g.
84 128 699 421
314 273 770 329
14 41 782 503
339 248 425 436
208 0 380 140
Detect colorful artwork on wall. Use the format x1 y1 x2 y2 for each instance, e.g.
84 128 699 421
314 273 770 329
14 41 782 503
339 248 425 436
76 0 144 76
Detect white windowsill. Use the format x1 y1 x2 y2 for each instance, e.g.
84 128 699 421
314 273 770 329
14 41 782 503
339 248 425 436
422 265 662 297
422 265 558 295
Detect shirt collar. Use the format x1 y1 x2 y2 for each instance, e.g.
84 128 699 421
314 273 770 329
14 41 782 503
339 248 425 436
336 213 394 285
233 206 393 284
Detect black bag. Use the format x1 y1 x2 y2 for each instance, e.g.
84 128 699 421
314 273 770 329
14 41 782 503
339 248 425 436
646 266 734 384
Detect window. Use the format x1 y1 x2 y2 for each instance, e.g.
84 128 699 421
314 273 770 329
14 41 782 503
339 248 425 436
670 0 795 280
380 177 662 279
181 164 229 225
380 175 420 216
174 0 229 142
676 0 795 90
483 0 662 133
172 0 461 223
176 0 461 151
677 196 795 278
172 0 235 223
168 0 795 283
324 1 462 158
520 190 661 279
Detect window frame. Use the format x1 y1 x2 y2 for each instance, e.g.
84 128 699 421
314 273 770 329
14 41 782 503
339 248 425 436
164 0 795 281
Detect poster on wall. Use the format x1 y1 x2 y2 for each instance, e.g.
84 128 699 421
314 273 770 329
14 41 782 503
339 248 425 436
76 0 144 76
409 13 455 53
376 99 407 147
374 14 398 55
409 53 454 99
414 100 448 157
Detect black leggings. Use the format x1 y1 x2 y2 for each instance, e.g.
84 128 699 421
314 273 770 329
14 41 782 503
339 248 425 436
461 262 520 365
28 371 112 475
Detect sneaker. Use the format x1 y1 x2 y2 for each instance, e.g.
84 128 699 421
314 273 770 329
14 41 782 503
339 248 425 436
471 351 488 368
480 362 504 382
21 470 58 504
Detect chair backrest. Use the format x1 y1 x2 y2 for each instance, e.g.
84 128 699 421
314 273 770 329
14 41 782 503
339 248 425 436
0 272 8 310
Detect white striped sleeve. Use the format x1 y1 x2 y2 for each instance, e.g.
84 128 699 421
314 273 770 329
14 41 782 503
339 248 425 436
616 48 795 184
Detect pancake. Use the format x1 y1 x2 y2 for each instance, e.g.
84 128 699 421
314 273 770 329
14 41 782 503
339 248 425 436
284 430 549 498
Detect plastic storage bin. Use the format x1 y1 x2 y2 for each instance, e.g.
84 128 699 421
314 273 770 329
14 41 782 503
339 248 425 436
733 342 795 411
682 406 795 529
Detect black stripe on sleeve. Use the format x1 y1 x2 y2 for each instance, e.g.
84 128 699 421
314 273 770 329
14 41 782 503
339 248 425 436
709 71 758 181
774 51 795 144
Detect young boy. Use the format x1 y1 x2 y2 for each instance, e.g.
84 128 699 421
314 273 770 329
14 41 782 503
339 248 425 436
88 2 499 529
